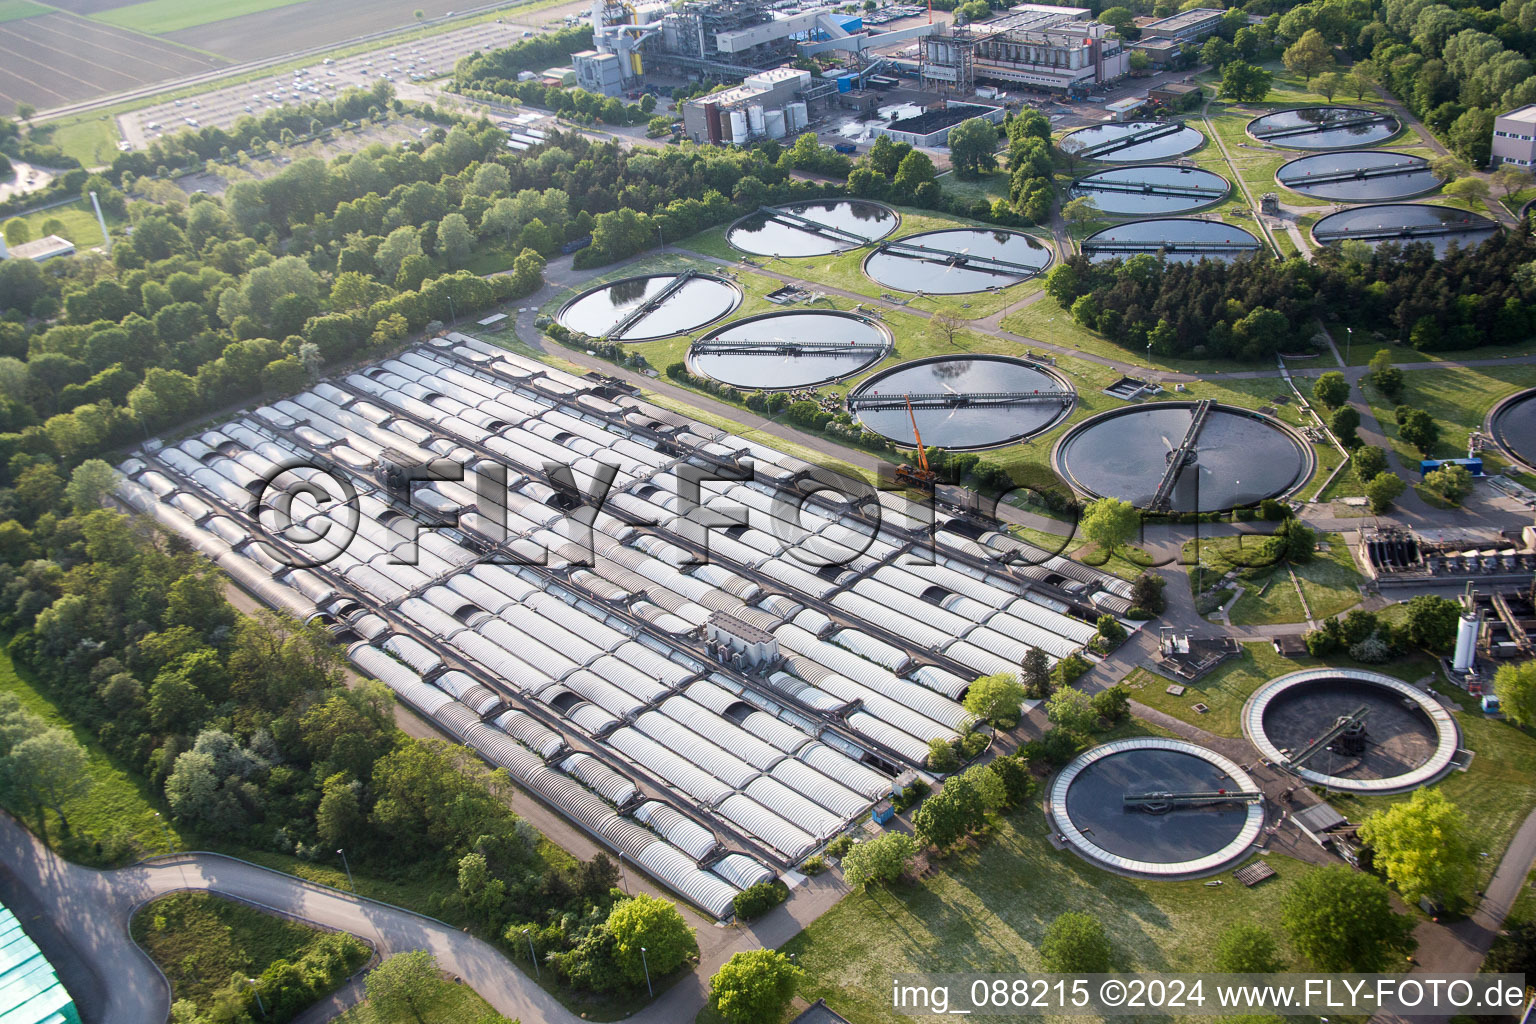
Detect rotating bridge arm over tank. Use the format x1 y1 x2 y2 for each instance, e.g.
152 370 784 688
1147 399 1213 511
756 205 872 246
1069 122 1185 160
601 270 698 340
1289 160 1429 186
847 389 1074 411
1123 790 1264 812
1252 112 1396 140
1315 219 1497 242
1282 704 1371 770
877 239 1044 277
1074 179 1225 200
692 338 887 357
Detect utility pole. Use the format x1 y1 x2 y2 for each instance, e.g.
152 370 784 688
336 848 354 893
640 946 653 997
523 929 541 979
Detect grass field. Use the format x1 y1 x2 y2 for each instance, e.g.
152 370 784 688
337 975 511 1024
1363 363 1536 470
781 809 1318 1024
1186 531 1364 626
131 892 369 1012
0 0 47 23
27 117 122 168
93 0 308 34
9 198 121 249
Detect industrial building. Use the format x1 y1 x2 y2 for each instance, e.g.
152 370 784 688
920 4 1128 96
1139 8 1225 44
0 234 75 262
681 67 814 144
1492 104 1536 167
874 100 1003 146
0 900 80 1024
116 333 1136 918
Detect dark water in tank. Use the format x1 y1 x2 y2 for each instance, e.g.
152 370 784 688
1064 748 1249 864
1248 106 1400 149
687 312 889 390
557 274 740 340
1277 150 1440 201
1492 390 1536 468
850 356 1070 449
1260 679 1438 781
1070 165 1229 215
727 200 898 257
1312 203 1497 256
863 228 1052 293
1057 404 1308 511
1061 121 1204 162
1084 218 1260 263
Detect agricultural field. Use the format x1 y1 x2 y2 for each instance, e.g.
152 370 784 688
91 0 309 35
164 0 490 62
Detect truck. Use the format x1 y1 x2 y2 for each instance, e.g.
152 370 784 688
833 141 857 154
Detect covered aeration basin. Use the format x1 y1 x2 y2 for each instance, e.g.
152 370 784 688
1246 106 1400 149
1047 738 1265 877
1054 402 1312 512
1069 165 1229 216
847 355 1074 450
863 228 1052 294
1490 388 1536 470
1082 218 1261 263
1276 150 1441 202
557 272 742 341
686 310 892 391
1060 121 1204 163
1311 203 1498 256
727 200 898 257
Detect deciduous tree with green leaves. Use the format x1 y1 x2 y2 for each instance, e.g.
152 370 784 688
841 831 916 890
365 950 439 1023
606 893 697 986
963 673 1025 725
1041 912 1113 972
711 949 802 1024
1045 686 1097 734
1280 866 1415 971
1213 922 1285 973
1218 61 1272 101
1358 789 1475 908
1497 659 1536 727
1312 371 1349 409
1080 496 1139 555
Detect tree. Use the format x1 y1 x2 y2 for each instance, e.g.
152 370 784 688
606 893 697 986
1359 790 1475 908
711 950 801 1024
1213 922 1285 973
1098 6 1136 35
1429 153 1470 183
1062 195 1101 225
1281 866 1414 971
2 219 30 247
1045 686 1097 734
1423 463 1472 505
365 951 438 1023
1315 70 1344 102
893 150 936 198
1497 661 1536 728
1443 177 1490 205
64 459 120 514
8 729 91 836
1493 164 1535 199
947 118 998 179
1398 408 1440 455
1080 497 1138 555
1282 28 1334 87
1129 48 1152 72
1351 445 1388 482
436 211 473 267
1329 405 1360 447
1219 61 1272 101
963 673 1025 726
1020 648 1052 699
1364 472 1405 513
1448 108 1495 167
912 787 971 850
841 831 915 890
1201 36 1235 69
1311 371 1349 408
1276 518 1315 564
14 103 33 122
1041 912 1113 973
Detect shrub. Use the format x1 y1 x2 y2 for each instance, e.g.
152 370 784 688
732 881 788 920
802 854 826 875
926 737 959 772
824 834 855 859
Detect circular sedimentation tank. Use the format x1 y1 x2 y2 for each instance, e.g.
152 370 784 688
1311 203 1498 256
847 354 1074 450
1488 388 1536 470
1247 106 1401 149
1276 150 1441 202
1047 738 1265 877
726 199 898 257
1243 669 1459 794
556 272 742 341
1081 217 1261 263
1053 402 1312 512
1069 165 1230 216
862 228 1052 294
686 310 892 391
1060 120 1204 163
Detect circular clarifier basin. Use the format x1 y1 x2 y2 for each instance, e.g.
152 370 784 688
1048 738 1264 877
1061 121 1204 162
1069 165 1230 216
686 310 891 391
863 228 1052 294
1489 388 1536 470
1247 106 1400 149
1082 217 1261 263
1277 150 1441 202
1243 669 1459 794
726 199 898 257
1312 203 1498 256
1054 402 1312 512
556 273 741 341
848 355 1073 450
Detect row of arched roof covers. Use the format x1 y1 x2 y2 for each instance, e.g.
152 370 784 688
116 333 1137 917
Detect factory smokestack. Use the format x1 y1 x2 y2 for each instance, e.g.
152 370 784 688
89 191 111 252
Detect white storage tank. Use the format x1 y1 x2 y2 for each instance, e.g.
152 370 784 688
786 101 808 132
729 110 748 145
747 105 765 132
765 109 787 139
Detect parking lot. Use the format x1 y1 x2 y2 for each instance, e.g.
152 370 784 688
120 19 537 150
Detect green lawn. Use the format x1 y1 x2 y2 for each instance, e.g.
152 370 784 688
1186 532 1364 627
782 810 1318 1024
93 0 307 34
338 975 512 1024
131 892 370 1013
9 198 121 250
937 170 1010 206
1363 364 1536 471
28 118 122 169
0 0 47 23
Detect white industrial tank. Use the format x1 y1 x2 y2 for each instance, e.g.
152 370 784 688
747 105 765 132
765 109 787 139
729 110 748 145
1453 611 1478 672
786 101 808 132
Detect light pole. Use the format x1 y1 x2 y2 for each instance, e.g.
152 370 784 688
1345 325 1352 364
153 812 175 853
523 928 541 979
618 851 629 894
640 946 653 997
447 291 457 326
336 849 354 893
242 978 267 1018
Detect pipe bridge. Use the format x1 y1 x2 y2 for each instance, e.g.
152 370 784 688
1123 790 1264 811
1286 160 1428 187
848 389 1073 411
1285 705 1371 769
1082 238 1257 255
603 270 697 340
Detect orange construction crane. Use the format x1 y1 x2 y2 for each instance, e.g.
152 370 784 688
895 394 937 489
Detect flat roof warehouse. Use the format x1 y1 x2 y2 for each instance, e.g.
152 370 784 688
116 334 1135 917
